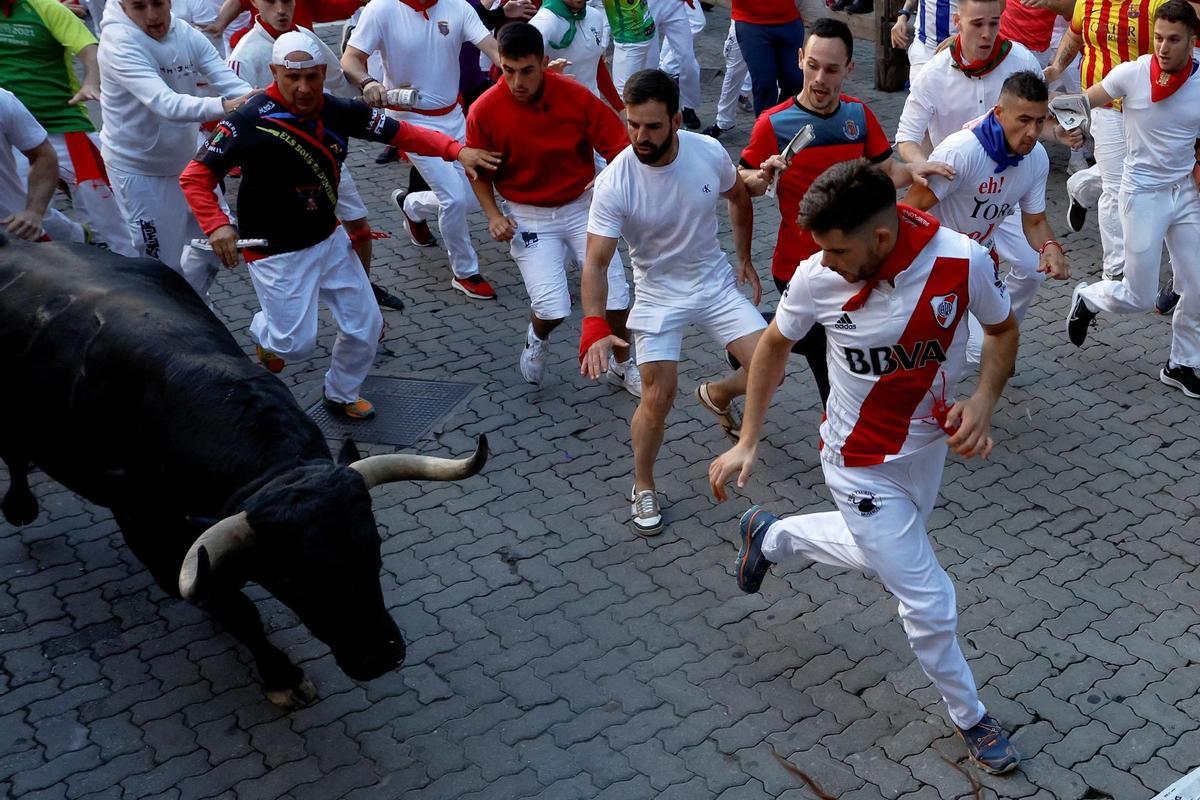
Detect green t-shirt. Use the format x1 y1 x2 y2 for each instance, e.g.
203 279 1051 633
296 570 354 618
0 0 96 133
602 0 655 45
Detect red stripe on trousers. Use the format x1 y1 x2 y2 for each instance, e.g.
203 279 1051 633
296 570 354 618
839 256 971 467
62 131 110 186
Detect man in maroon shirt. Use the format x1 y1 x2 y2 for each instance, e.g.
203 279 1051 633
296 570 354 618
467 22 641 395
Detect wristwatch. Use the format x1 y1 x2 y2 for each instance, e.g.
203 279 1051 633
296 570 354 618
358 76 381 91
898 7 914 15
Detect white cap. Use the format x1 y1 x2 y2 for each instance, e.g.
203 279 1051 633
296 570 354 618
270 31 326 69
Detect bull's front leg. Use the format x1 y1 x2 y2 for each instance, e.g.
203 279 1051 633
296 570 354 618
203 589 318 709
1 451 38 526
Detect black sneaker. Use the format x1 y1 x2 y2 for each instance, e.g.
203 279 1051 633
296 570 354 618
371 282 406 311
1160 363 1200 398
1155 277 1180 315
956 715 1020 775
702 123 729 139
735 506 776 593
375 145 399 164
845 0 874 12
1066 282 1097 347
1066 195 1087 233
682 108 702 130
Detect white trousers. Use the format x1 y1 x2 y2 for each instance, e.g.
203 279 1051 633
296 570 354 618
107 165 222 299
965 215 1041 364
396 109 481 279
658 0 704 84
248 227 383 402
715 20 751 130
907 39 938 83
44 132 136 256
760 441 986 730
1091 108 1127 279
336 165 368 222
647 0 701 109
1066 164 1103 209
612 37 660 95
1081 178 1200 368
508 192 630 320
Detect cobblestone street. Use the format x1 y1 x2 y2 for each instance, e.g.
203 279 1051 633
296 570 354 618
2 9 1199 799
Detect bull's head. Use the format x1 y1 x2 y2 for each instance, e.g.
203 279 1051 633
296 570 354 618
176 436 488 682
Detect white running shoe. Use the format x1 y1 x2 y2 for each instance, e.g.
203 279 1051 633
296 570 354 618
519 325 548 385
630 487 663 536
606 355 643 397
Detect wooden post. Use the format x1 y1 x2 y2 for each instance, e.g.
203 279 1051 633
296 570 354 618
875 0 909 91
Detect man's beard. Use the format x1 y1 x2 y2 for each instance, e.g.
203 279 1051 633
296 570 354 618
634 136 673 164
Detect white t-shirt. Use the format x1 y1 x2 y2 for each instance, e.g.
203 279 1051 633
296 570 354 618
775 220 1010 467
589 131 738 311
1102 55 1200 192
228 23 349 95
347 0 490 111
926 128 1048 251
0 88 49 220
896 43 1043 149
529 5 608 99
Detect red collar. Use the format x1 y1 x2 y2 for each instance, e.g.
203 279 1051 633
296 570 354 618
1150 53 1197 102
259 17 294 39
265 81 325 120
399 0 438 17
842 206 940 312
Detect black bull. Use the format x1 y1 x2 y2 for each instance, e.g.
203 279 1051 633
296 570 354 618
0 235 486 708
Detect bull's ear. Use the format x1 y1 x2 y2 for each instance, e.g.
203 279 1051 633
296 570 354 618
336 438 362 466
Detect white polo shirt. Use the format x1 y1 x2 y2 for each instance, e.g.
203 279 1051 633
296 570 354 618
1102 55 1200 192
0 88 49 220
347 0 490 111
228 23 349 95
530 5 609 100
589 130 738 311
925 128 1048 251
896 43 1043 148
775 211 1010 467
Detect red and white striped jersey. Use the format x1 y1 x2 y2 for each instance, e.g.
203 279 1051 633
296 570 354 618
775 207 1011 468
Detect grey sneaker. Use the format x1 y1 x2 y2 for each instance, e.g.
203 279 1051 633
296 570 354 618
630 488 663 536
519 325 548 385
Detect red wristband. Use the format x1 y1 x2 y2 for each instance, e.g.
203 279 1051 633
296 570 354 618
1040 239 1064 255
579 316 613 363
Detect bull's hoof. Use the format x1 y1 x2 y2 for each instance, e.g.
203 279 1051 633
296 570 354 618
1 489 38 526
265 679 318 709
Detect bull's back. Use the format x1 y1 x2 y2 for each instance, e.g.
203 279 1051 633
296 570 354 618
0 237 325 512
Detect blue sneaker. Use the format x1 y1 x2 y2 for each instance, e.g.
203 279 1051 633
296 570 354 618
956 715 1019 775
735 506 776 593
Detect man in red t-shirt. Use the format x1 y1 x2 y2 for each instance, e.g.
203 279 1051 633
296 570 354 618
731 0 805 115
466 23 640 395
737 19 952 404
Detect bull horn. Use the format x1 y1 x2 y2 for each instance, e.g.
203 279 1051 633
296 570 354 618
178 512 256 601
349 435 488 490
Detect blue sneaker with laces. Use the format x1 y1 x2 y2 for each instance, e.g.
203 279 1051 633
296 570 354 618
735 506 777 593
956 715 1019 774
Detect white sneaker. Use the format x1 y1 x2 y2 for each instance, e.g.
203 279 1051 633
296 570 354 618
630 487 663 536
606 355 642 397
519 325 548 385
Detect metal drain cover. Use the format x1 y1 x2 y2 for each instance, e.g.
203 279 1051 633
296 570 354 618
305 375 477 447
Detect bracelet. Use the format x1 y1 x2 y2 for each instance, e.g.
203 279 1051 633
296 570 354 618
898 8 914 15
1040 239 1064 255
358 76 380 91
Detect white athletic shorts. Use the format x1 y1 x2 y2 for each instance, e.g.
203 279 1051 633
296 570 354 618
335 165 367 222
630 280 766 364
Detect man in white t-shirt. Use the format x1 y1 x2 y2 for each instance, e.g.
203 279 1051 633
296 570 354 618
227 0 405 311
905 71 1068 362
709 159 1021 777
0 88 63 241
1066 1 1200 399
896 0 1079 341
579 70 765 536
342 0 502 301
530 0 624 110
98 0 253 297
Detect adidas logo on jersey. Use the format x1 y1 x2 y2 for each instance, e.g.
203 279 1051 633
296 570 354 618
834 313 856 330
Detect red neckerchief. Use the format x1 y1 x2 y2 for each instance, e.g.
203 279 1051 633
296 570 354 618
949 35 1012 78
399 0 438 18
1150 53 1198 102
259 17 295 39
842 206 941 312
